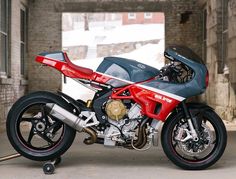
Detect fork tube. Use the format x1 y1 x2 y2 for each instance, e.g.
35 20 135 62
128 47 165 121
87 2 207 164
181 101 191 119
181 101 199 132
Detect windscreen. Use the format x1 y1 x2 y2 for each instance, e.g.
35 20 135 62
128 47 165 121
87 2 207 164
166 45 204 64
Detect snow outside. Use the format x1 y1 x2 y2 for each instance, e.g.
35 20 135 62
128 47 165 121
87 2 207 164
62 13 165 101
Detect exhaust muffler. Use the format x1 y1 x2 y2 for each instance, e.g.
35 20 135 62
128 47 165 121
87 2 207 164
46 103 86 132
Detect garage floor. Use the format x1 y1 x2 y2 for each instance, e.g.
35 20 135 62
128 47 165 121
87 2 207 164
0 131 235 179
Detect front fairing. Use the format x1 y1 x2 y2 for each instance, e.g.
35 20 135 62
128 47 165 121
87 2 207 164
143 45 208 98
142 64 207 99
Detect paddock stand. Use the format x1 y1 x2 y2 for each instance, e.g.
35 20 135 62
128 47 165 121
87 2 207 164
0 153 61 175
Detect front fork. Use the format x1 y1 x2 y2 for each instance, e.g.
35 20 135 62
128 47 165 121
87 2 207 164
181 101 199 141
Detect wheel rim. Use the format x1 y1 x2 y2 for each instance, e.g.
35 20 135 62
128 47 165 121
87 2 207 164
171 115 219 162
15 103 65 152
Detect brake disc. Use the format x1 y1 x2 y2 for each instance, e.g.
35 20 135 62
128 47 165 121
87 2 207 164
175 123 213 156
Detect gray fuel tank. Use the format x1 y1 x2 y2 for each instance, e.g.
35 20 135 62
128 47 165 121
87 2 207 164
96 57 160 87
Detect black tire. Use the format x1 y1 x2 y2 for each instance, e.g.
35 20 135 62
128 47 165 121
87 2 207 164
6 91 76 161
161 110 227 170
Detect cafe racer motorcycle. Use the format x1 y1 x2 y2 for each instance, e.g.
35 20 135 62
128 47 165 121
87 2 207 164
6 45 227 170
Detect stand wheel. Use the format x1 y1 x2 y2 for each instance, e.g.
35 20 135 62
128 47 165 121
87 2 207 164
43 162 55 175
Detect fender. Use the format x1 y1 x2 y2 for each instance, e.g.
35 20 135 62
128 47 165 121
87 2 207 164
185 102 214 111
165 102 214 122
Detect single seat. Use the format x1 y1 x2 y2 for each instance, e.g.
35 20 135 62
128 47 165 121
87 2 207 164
64 53 94 75
67 60 94 75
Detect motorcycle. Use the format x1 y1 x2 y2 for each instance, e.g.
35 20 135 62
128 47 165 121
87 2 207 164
6 45 227 170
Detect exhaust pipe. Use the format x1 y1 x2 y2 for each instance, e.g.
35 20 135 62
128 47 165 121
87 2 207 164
82 127 97 145
46 103 86 132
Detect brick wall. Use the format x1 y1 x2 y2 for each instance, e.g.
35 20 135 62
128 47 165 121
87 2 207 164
0 0 28 132
165 1 202 56
27 0 62 92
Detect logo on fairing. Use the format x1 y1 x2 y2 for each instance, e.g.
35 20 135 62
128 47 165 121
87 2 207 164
137 64 146 69
154 94 173 103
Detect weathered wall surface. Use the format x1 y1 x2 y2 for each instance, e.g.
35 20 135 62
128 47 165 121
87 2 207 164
0 0 28 132
204 0 236 121
227 0 236 121
165 1 202 56
27 0 62 92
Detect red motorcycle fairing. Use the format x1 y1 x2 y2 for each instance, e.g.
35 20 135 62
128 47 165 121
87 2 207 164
93 72 183 121
36 52 96 80
111 84 181 121
36 52 184 121
93 71 112 84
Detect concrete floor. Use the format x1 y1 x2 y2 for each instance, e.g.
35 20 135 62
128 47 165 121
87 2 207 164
0 131 236 179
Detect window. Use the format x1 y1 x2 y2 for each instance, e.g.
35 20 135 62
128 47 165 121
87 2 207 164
20 7 27 77
128 13 136 20
144 13 152 19
0 0 9 76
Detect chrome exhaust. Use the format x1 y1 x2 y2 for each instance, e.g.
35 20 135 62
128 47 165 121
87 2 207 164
46 103 94 132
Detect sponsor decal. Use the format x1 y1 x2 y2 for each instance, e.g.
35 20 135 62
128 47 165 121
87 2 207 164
154 94 173 103
43 59 56 66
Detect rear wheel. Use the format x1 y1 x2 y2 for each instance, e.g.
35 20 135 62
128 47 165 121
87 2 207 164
7 91 76 161
161 110 227 170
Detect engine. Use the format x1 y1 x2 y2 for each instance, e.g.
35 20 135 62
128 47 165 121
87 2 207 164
104 101 142 147
105 100 127 120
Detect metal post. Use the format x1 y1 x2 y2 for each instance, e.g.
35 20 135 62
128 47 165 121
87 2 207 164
0 153 21 162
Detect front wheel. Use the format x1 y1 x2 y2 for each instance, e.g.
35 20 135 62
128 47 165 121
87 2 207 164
6 91 76 161
161 110 227 170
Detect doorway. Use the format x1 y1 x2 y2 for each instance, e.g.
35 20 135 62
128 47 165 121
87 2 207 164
62 12 165 101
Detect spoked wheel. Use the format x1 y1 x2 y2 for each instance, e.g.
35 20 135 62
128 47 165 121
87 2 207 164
17 103 65 151
7 91 76 161
161 110 227 170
